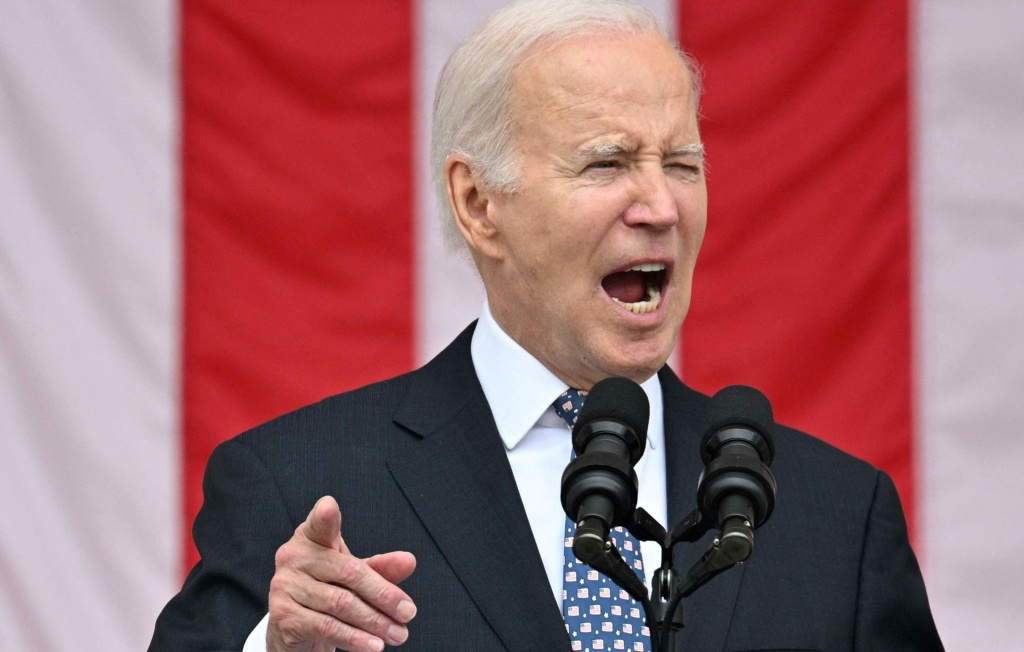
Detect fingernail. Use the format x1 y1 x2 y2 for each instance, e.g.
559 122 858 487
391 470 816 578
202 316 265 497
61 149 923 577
397 599 417 621
368 637 384 652
387 624 409 645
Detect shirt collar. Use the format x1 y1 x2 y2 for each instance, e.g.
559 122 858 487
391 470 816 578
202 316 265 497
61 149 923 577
471 302 663 452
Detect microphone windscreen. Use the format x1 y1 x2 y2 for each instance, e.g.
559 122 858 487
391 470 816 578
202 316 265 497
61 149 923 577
573 376 650 439
700 385 775 455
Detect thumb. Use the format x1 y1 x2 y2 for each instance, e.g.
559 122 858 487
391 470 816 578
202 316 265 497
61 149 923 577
299 495 347 553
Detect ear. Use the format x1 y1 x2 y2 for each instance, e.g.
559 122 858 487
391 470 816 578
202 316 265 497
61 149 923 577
444 155 503 260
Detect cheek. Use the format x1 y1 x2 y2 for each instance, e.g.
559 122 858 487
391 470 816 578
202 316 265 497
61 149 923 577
494 197 552 270
504 229 564 295
686 212 707 256
678 189 708 253
515 203 589 269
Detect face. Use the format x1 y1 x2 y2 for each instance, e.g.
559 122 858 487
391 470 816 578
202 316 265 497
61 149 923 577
460 31 706 389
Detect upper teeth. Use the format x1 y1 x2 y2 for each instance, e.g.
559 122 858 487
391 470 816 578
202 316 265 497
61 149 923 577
628 263 665 272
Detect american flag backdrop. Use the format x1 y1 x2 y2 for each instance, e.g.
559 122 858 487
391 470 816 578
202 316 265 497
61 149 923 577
2 0 1023 650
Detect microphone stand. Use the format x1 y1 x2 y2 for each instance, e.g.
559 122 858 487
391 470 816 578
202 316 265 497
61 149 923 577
574 507 755 652
646 506 755 652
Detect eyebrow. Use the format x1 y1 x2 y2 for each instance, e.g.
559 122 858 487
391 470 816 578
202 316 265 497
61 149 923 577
573 141 632 160
571 140 705 162
668 142 705 160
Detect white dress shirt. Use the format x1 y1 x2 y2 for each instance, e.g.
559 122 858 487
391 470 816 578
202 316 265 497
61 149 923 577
244 304 668 649
471 302 668 604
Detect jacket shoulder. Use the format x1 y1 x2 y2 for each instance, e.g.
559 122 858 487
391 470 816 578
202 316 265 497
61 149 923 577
234 370 417 452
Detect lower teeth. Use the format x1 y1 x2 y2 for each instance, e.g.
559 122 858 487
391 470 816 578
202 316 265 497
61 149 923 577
612 288 661 314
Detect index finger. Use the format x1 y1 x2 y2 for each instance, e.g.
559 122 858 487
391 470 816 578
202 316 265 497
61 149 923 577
299 496 350 554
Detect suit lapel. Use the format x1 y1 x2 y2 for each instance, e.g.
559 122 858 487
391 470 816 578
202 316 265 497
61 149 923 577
384 329 746 651
387 325 569 651
660 367 746 652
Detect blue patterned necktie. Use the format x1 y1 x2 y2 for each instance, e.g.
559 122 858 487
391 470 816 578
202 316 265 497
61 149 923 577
554 389 652 652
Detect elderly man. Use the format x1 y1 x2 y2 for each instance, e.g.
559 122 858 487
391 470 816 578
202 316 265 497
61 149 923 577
149 1 942 651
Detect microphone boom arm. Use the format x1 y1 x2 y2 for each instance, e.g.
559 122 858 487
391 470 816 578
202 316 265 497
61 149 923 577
572 519 649 604
678 515 753 598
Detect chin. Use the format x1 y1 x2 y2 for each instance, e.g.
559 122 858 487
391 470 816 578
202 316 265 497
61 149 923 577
600 340 673 384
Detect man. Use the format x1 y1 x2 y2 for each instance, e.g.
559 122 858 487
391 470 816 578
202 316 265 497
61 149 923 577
150 1 943 651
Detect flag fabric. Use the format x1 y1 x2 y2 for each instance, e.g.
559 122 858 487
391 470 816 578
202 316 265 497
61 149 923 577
2 1 1023 650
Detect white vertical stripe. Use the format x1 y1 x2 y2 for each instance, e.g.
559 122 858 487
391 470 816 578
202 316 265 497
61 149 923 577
916 1 1024 649
414 0 497 364
0 1 178 650
415 0 678 363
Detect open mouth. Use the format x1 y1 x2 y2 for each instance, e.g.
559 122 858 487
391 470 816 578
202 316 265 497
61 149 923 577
601 263 667 314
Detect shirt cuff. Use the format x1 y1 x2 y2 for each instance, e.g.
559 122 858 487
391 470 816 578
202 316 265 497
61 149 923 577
242 613 270 652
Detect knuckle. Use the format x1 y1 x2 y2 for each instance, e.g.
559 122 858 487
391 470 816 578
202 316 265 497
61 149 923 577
364 608 390 635
269 598 296 626
269 573 290 598
268 603 285 625
275 542 297 568
336 556 365 586
315 613 346 644
330 587 356 616
370 583 393 608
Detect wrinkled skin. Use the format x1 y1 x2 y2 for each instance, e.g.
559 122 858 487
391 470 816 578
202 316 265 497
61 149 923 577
448 31 707 390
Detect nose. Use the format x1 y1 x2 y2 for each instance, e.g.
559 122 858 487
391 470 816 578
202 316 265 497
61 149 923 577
622 165 679 229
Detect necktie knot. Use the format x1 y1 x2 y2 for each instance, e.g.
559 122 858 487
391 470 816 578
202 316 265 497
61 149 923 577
553 388 588 429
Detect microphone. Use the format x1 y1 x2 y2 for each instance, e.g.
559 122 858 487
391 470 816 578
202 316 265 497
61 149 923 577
684 384 778 593
652 386 779 650
560 377 649 577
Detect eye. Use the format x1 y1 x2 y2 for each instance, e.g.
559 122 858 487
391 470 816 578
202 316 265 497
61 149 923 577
582 159 623 178
666 161 702 177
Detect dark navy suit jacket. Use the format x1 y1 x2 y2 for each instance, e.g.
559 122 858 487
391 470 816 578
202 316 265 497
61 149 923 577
150 324 943 651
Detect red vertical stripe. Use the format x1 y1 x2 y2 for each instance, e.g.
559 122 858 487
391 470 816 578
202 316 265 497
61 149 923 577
181 0 415 569
679 2 916 535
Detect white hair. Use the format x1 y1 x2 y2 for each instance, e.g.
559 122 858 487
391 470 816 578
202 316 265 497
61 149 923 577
431 0 703 254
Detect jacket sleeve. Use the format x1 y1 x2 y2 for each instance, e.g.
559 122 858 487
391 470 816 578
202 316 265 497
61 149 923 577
855 471 944 651
148 438 296 652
